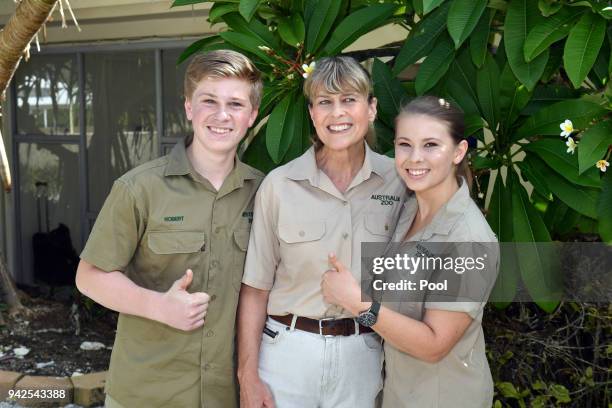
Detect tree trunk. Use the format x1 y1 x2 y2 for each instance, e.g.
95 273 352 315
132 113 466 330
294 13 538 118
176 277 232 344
0 249 24 314
0 0 59 98
0 0 59 313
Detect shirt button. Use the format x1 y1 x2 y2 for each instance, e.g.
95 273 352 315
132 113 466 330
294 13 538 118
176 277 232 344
204 363 211 370
342 232 349 239
210 294 217 301
299 231 305 237
343 201 348 206
211 260 219 268
206 330 214 337
214 226 221 233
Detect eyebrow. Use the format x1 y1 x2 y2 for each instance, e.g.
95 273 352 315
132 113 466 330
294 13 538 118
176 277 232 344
314 92 359 99
395 136 442 142
195 92 248 102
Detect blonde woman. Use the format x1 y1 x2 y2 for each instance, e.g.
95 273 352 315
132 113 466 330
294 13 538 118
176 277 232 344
237 56 407 408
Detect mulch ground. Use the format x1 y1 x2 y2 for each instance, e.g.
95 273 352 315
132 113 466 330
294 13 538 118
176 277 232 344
0 286 116 377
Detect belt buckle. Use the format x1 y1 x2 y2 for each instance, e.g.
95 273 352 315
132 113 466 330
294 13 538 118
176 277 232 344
318 317 335 337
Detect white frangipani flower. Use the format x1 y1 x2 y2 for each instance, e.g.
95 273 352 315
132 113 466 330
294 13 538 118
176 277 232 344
302 61 316 79
596 160 609 172
559 119 573 138
565 137 577 154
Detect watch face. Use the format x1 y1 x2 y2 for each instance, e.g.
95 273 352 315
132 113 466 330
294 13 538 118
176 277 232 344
358 312 376 327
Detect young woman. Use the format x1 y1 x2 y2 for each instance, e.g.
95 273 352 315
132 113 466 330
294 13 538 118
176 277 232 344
237 56 407 408
321 96 499 407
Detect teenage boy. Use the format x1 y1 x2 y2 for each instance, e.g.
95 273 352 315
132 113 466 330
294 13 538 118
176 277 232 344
75 50 264 408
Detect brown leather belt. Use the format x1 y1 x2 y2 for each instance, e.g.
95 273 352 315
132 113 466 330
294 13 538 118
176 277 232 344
269 314 374 336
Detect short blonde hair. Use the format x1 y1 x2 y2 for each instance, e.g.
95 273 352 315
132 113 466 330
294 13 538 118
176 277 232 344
303 56 373 102
303 56 375 149
184 49 263 108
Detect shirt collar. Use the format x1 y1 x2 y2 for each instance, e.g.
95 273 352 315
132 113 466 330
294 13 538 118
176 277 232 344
164 139 192 177
396 178 471 241
164 139 259 190
284 142 387 187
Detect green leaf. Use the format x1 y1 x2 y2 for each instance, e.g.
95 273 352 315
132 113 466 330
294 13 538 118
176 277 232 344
538 0 562 17
239 0 262 22
487 173 518 307
598 172 612 242
470 9 493 68
374 120 395 156
524 154 600 218
578 121 612 174
172 0 207 7
372 59 408 128
444 48 480 115
256 83 286 120
447 0 487 49
464 114 484 136
177 35 222 64
516 157 552 198
223 12 279 50
514 99 606 141
476 53 501 130
472 155 500 170
393 2 450 75
242 124 276 174
283 94 311 162
521 84 581 115
563 12 607 88
322 4 398 56
544 199 581 235
423 0 445 14
591 38 610 86
413 0 424 16
305 0 342 54
209 2 240 23
499 64 532 136
505 0 550 90
266 93 295 163
524 7 583 62
278 14 306 47
540 43 564 82
510 171 561 311
550 384 571 403
497 382 521 399
415 34 455 95
523 138 601 188
218 31 276 64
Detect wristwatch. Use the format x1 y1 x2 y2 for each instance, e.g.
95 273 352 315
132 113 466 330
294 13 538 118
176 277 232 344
356 301 381 327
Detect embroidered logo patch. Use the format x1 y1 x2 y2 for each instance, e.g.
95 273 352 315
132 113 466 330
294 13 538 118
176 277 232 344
242 211 253 224
164 215 184 222
371 194 400 206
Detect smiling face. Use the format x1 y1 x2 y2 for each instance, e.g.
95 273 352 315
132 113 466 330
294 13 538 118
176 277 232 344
184 77 258 155
308 90 376 151
394 114 467 193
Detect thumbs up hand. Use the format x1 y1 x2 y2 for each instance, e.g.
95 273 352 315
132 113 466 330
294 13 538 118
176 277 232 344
321 253 361 313
160 269 210 331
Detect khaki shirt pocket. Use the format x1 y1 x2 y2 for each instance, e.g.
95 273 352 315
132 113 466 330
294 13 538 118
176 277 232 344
278 221 325 243
148 230 206 254
364 214 392 241
232 229 250 290
142 230 206 290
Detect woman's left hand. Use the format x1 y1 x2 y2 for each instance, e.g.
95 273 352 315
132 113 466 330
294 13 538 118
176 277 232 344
321 253 362 313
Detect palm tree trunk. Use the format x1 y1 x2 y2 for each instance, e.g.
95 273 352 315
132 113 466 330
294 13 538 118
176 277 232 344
0 0 59 315
0 0 58 98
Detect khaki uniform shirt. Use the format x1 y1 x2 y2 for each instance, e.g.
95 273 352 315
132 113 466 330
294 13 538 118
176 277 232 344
382 180 499 408
242 143 407 319
80 140 263 408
